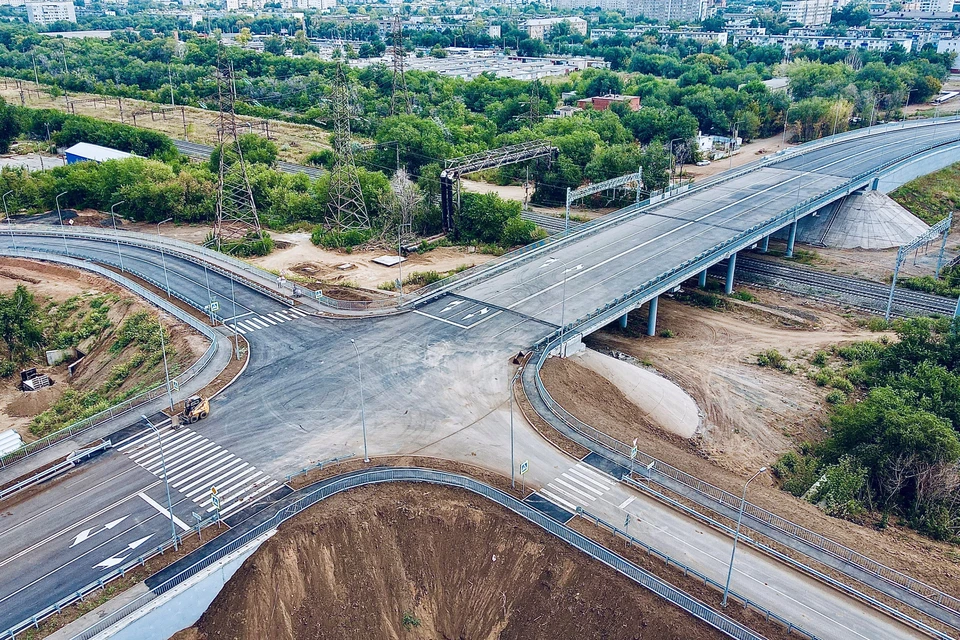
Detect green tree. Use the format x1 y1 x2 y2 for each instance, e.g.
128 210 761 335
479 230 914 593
0 284 43 364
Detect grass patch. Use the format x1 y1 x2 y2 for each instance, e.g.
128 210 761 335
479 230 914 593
785 249 819 265
889 161 960 225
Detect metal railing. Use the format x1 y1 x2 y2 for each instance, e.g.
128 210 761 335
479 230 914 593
63 469 768 640
0 249 219 471
284 454 355 482
528 335 960 635
576 508 820 640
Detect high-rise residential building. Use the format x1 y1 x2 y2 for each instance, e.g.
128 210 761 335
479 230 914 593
781 0 833 26
555 0 714 20
25 1 76 24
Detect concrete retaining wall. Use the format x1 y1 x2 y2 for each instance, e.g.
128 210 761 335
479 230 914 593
876 142 960 193
90 531 275 640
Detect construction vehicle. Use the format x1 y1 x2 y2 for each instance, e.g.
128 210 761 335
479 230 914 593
176 395 210 426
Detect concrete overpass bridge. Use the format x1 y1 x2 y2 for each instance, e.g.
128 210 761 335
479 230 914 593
414 118 960 347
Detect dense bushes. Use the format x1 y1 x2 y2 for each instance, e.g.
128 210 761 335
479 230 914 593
774 318 960 541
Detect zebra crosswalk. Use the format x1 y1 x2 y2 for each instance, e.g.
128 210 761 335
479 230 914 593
228 307 310 335
115 426 278 518
538 462 618 512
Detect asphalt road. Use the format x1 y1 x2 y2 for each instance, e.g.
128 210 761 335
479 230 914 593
2 123 957 638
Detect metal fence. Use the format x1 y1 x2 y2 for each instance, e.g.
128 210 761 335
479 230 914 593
0 249 219 470
59 468 770 640
529 338 960 635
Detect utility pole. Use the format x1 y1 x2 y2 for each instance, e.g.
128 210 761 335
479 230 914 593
327 56 369 231
169 65 176 108
390 14 412 116
213 46 262 249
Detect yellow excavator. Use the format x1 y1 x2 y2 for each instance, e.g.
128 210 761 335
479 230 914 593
176 395 210 426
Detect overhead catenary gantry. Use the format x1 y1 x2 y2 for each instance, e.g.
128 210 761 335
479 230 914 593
440 140 557 233
565 169 644 233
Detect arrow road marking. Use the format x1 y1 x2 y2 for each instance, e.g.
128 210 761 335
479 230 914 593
439 300 465 314
70 516 129 548
564 264 584 273
126 535 153 551
540 258 556 268
94 554 130 569
463 308 489 321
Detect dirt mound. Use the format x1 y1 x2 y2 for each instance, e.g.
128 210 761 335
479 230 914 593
180 484 725 640
4 385 63 417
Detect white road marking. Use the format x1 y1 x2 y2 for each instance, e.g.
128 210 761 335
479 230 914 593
618 496 636 510
117 426 175 452
94 554 129 569
268 313 286 323
439 300 465 313
231 323 246 335
552 478 597 501
463 307 489 320
575 462 618 484
221 311 253 322
126 535 153 551
567 467 612 491
69 516 128 548
137 493 190 531
539 489 578 512
560 473 604 495
259 315 277 326
412 310 468 329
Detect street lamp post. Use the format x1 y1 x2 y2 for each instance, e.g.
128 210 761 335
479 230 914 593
142 415 179 551
157 316 175 413
350 339 369 462
157 217 173 297
397 222 411 304
722 466 768 607
3 190 15 253
509 368 521 489
728 120 745 170
668 138 684 190
55 191 68 254
110 201 125 272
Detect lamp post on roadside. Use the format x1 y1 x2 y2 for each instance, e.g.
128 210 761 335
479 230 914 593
3 190 15 253
157 217 173 297
350 338 369 462
668 138 684 190
722 466 768 607
55 191 68 254
110 201 125 272
157 316 175 413
397 222 411 304
509 367 522 489
142 414 178 551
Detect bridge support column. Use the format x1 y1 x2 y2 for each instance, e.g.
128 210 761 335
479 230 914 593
761 235 770 253
725 253 737 295
618 313 628 329
646 296 659 337
698 269 707 288
786 221 798 258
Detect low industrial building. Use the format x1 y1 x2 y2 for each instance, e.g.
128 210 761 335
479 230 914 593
577 94 641 112
64 142 135 165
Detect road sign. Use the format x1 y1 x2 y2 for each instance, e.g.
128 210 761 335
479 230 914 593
192 512 202 522
211 494 221 510
631 438 638 460
172 379 180 393
210 300 219 313
520 460 529 475
314 289 324 300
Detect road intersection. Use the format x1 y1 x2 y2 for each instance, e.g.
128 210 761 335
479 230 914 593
3 121 960 638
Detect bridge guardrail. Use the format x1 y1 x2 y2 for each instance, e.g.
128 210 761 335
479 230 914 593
63 468 769 640
0 249 219 471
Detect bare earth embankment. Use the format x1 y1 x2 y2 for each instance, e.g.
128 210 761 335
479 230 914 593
174 483 730 640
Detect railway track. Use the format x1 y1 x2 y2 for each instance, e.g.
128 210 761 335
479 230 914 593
730 256 957 318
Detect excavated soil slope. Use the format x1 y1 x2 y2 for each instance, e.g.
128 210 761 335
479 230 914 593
177 484 726 640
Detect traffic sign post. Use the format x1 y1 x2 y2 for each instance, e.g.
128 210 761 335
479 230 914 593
209 300 219 313
211 487 221 526
630 438 638 478
520 460 529 494
314 289 324 301
192 512 203 541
